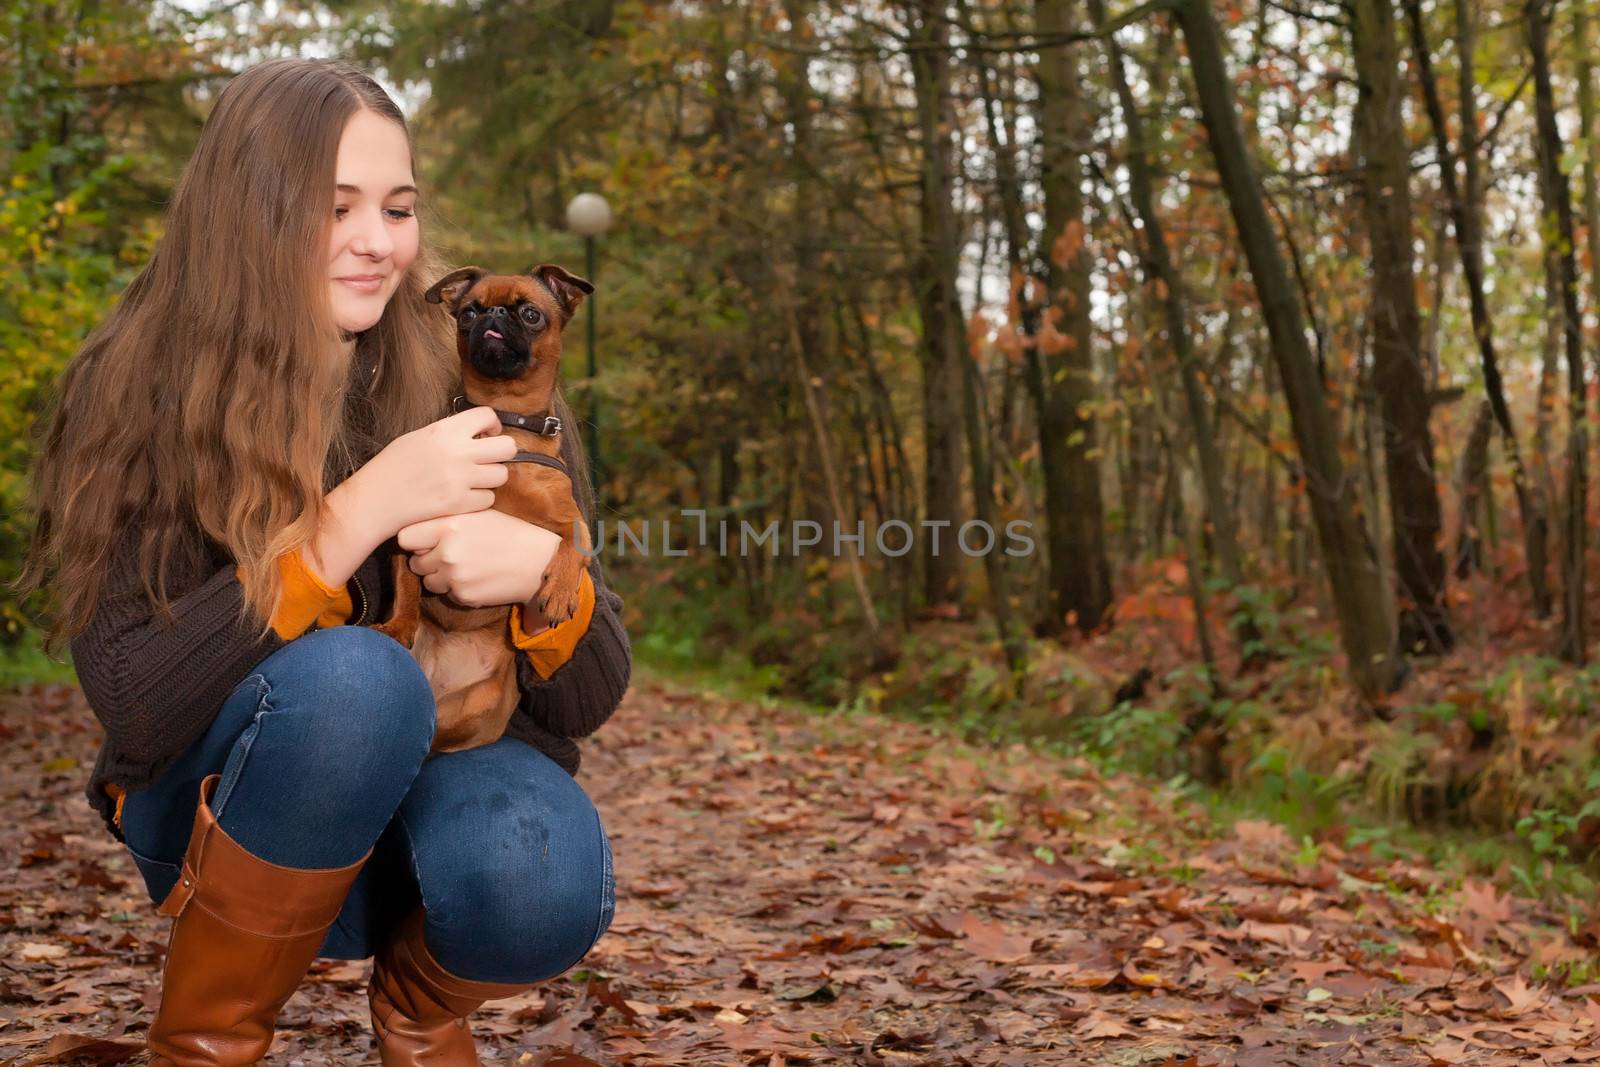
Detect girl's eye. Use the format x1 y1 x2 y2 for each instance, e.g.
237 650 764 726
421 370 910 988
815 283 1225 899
332 206 416 220
460 308 478 323
520 306 542 325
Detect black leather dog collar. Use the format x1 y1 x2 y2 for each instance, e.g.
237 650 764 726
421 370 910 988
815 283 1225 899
450 393 568 477
451 393 563 436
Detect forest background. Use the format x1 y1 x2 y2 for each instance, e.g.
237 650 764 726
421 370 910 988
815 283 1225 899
7 0 1600 940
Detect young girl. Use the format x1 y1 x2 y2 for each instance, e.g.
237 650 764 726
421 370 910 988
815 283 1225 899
14 57 629 1066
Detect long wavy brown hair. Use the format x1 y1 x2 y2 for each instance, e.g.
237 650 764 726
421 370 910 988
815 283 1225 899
13 57 591 656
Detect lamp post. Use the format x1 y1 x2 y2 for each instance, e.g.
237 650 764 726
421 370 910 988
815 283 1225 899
565 192 612 508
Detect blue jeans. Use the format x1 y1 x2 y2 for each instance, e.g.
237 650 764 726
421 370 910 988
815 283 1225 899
117 625 615 984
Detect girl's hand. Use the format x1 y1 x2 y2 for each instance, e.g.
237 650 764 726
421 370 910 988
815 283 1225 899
359 407 519 540
397 509 564 610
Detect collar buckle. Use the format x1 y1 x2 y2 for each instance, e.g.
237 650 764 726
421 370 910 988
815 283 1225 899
450 395 561 436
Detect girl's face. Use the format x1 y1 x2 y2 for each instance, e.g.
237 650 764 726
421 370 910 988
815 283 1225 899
327 108 420 336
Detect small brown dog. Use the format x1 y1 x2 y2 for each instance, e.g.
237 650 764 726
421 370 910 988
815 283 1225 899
371 264 595 753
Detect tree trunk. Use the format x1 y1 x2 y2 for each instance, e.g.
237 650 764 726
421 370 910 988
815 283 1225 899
1175 0 1404 701
1095 0 1265 665
777 0 833 534
775 0 887 656
1404 0 1551 616
1576 5 1600 481
852 295 918 627
903 0 969 610
1528 0 1590 663
1455 399 1493 578
954 162 1028 674
1349 0 1452 654
1032 0 1113 635
1424 197 1453 387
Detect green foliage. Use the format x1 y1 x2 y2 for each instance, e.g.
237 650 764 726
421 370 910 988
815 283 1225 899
0 623 76 689
0 141 153 644
1345 824 1402 863
1363 723 1440 820
1515 808 1579 864
1219 581 1280 658
1532 957 1600 990
1243 746 1359 832
629 562 786 702
1209 578 1331 665
1066 701 1186 777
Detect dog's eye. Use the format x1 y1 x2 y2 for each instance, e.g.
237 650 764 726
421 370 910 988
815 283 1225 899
519 306 542 326
459 308 477 324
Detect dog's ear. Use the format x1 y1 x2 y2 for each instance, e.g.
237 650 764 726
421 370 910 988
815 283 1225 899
424 266 486 307
528 263 594 321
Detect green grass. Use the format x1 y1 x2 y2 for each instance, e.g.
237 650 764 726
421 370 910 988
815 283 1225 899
0 626 76 690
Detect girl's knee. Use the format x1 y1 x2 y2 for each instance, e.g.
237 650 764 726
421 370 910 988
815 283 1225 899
259 626 436 763
425 812 613 983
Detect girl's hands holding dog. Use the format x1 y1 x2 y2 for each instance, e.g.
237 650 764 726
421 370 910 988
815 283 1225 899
398 508 565 614
356 406 518 542
311 408 516 586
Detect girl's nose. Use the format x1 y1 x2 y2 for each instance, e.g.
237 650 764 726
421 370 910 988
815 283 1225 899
347 205 394 259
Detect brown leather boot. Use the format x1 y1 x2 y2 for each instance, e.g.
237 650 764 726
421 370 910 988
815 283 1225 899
145 772 371 1066
367 903 532 1065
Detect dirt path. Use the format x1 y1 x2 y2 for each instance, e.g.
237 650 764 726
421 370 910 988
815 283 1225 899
1 670 1598 1065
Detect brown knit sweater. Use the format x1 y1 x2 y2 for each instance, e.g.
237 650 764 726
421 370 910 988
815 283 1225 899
69 432 631 846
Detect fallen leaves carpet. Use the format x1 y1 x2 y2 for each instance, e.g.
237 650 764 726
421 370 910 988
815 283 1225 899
2 670 1599 1065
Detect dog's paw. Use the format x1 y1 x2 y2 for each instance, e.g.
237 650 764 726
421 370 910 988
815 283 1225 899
534 576 581 629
